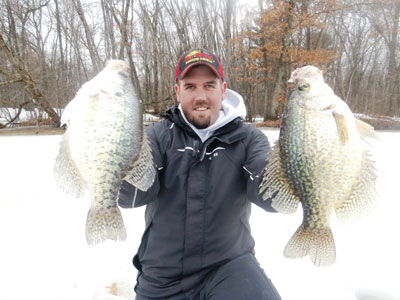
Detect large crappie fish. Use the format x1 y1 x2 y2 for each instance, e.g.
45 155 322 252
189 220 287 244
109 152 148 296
54 60 155 245
260 66 378 266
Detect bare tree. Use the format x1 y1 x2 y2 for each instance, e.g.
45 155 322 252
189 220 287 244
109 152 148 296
0 32 60 125
1 0 399 129
71 0 101 73
368 0 400 115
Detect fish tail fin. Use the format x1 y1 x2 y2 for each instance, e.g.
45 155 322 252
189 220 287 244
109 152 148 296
284 224 336 267
85 205 127 245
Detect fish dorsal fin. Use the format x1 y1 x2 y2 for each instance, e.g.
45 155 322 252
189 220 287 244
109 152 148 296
356 119 380 141
332 111 349 144
335 150 378 222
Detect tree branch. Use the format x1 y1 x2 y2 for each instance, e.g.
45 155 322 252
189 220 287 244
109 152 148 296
0 32 60 126
0 101 30 129
0 67 20 80
0 78 23 86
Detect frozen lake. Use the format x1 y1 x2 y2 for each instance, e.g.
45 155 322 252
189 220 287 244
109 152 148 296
0 129 399 300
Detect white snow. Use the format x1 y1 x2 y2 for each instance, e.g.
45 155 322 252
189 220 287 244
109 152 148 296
0 107 52 124
0 108 160 127
0 130 399 300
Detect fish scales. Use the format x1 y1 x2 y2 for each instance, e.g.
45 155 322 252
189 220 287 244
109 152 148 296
281 105 361 226
260 65 378 266
54 60 155 245
75 87 138 244
70 80 141 190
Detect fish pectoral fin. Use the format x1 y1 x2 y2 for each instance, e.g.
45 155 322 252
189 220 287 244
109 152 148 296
53 132 85 198
335 150 378 222
284 225 336 267
332 110 349 144
356 119 381 142
259 141 300 214
124 132 156 191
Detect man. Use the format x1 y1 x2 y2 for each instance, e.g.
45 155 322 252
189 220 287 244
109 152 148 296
118 49 281 300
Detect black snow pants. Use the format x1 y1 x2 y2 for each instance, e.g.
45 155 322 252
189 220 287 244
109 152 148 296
135 253 281 300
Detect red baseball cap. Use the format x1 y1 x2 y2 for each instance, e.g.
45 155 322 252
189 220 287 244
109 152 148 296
175 49 224 82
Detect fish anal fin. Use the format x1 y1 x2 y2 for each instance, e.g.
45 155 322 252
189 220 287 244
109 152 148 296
332 111 349 144
53 132 85 198
284 225 336 267
260 141 300 214
335 150 378 222
124 132 156 191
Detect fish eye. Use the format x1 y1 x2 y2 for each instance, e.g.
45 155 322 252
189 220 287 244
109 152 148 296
298 83 310 91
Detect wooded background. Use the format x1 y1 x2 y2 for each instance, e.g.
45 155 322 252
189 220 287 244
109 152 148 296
0 0 399 127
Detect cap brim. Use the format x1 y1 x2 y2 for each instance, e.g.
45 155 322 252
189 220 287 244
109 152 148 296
177 62 221 81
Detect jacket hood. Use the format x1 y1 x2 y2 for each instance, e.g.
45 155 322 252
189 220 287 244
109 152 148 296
176 88 247 142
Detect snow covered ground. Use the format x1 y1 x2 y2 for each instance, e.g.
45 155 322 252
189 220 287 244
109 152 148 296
0 129 399 300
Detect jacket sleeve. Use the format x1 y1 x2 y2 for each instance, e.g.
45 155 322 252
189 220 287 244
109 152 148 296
243 125 276 212
118 122 164 208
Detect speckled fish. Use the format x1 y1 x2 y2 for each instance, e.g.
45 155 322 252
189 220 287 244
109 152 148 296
54 60 155 245
259 66 379 266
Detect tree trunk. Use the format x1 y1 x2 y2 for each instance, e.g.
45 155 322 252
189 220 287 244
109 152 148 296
386 1 400 115
110 0 143 102
72 0 100 73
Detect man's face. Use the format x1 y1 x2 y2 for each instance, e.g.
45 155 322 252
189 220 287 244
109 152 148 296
175 65 227 129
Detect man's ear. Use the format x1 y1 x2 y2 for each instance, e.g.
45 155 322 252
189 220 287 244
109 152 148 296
222 81 227 100
174 83 180 102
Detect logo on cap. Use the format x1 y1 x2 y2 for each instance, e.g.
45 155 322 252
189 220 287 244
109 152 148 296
184 50 215 65
176 49 224 82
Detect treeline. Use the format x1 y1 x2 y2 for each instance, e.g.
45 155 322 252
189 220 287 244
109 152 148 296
0 0 399 127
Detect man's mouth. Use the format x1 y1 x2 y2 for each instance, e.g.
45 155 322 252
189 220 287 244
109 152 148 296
194 107 208 111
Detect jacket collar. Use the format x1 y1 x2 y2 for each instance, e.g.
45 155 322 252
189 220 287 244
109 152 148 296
164 106 246 145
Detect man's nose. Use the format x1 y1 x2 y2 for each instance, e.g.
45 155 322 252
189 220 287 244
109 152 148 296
194 88 207 101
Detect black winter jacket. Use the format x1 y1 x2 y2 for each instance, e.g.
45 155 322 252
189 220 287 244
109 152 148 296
118 106 275 299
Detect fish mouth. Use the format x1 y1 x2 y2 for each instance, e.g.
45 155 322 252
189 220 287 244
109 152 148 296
322 103 336 111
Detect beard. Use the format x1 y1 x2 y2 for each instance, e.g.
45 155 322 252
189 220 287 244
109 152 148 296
191 116 211 129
